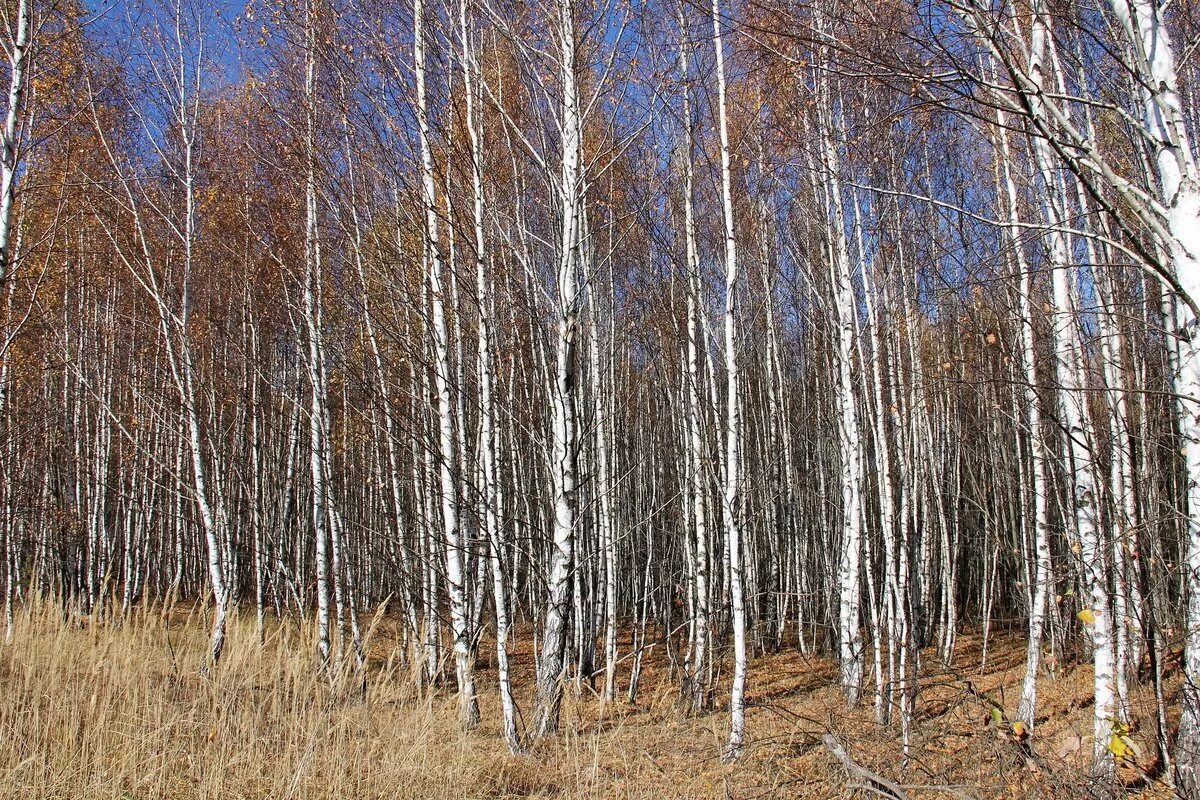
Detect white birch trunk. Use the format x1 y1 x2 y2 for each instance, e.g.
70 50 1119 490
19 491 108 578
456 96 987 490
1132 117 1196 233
0 0 29 284
819 103 865 708
533 0 582 739
415 0 479 728
679 20 710 712
459 0 518 750
302 6 331 668
1101 0 1200 787
711 0 746 759
1028 9 1116 776
990 97 1054 727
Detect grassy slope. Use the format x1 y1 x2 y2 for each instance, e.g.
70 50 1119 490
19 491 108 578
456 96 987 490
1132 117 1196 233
0 603 1180 799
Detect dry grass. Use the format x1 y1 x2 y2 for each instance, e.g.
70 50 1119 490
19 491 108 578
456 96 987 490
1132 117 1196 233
0 603 1181 799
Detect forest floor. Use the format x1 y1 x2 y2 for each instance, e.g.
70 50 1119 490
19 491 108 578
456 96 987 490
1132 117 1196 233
0 602 1183 799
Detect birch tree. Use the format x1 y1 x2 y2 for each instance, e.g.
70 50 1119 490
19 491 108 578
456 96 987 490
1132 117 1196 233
533 0 584 739
710 0 747 759
0 0 30 284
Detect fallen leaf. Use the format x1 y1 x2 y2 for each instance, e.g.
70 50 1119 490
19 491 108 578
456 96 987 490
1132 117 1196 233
1056 733 1082 759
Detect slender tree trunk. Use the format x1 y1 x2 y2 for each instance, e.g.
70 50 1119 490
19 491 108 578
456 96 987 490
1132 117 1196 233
533 0 583 739
711 0 746 759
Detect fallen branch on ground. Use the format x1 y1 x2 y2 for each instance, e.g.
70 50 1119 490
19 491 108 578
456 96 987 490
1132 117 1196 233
821 734 910 800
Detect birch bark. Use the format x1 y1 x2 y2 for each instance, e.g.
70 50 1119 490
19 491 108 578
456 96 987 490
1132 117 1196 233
533 0 583 739
711 0 746 758
415 0 479 727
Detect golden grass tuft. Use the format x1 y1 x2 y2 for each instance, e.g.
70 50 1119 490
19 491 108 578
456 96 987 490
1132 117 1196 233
0 602 506 799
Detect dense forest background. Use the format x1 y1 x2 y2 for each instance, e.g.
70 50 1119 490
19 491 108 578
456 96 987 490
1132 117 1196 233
0 0 1198 793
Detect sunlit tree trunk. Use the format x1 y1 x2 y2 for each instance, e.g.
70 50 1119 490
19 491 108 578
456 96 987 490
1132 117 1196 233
0 0 29 284
709 0 746 761
1095 0 1200 788
533 0 583 739
414 0 479 728
679 13 710 712
460 0 517 750
1026 8 1115 777
818 97 865 708
990 95 1053 729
